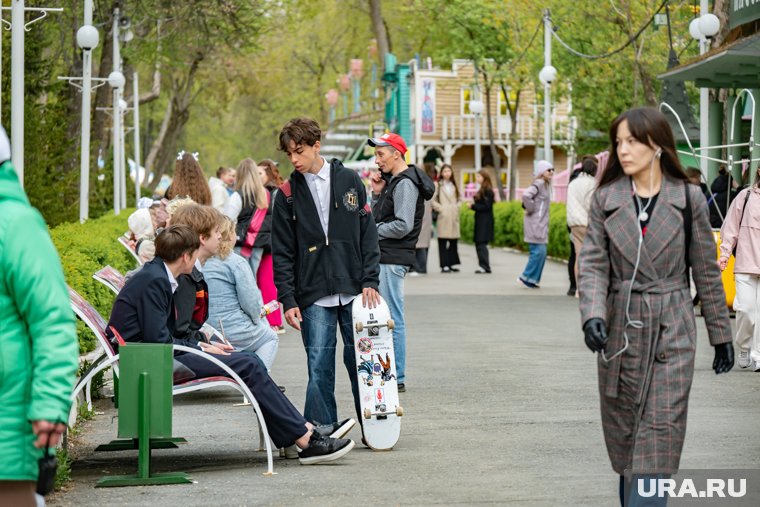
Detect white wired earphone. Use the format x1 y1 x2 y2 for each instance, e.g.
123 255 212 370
602 147 661 363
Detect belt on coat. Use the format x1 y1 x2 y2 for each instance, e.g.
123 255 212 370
604 274 689 403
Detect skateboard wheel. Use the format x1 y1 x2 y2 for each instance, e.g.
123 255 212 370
363 408 371 419
355 322 363 333
387 319 395 330
396 406 404 417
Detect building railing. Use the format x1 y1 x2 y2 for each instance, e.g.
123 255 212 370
440 111 576 145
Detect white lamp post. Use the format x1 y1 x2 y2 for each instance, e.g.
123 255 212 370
76 17 99 223
469 97 484 172
689 7 720 178
109 69 125 215
132 72 141 204
540 9 557 164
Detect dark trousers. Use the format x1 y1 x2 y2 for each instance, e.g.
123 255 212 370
176 350 307 449
475 242 490 271
412 247 428 273
437 238 460 268
567 239 577 289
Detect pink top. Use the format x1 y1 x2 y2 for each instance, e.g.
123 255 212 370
719 187 760 275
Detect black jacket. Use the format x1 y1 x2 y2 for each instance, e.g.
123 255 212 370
472 188 495 243
235 190 273 252
173 266 208 345
272 158 380 311
372 165 435 266
106 257 196 349
708 173 737 228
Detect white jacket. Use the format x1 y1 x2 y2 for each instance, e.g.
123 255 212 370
209 177 229 212
566 172 596 227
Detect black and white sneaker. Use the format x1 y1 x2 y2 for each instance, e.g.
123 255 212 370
298 433 355 465
313 418 356 439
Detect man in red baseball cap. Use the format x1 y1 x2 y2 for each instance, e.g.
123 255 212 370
368 133 407 155
368 132 434 393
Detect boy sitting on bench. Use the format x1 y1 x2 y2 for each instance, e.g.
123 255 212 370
106 223 355 465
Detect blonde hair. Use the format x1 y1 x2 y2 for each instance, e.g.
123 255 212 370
165 196 195 217
235 158 269 210
216 217 237 260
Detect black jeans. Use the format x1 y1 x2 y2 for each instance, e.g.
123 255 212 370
413 247 428 273
438 238 460 268
176 350 307 448
475 242 490 271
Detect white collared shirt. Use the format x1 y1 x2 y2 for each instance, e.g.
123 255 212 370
303 158 331 236
303 158 355 308
163 262 179 294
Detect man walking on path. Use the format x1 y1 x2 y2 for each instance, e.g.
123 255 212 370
368 133 435 392
272 118 381 426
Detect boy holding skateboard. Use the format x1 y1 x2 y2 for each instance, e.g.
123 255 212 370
272 118 381 427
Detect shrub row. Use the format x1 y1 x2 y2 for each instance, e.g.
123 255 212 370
460 201 570 259
50 209 137 354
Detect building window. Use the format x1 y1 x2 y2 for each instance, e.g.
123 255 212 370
461 88 473 116
497 88 511 116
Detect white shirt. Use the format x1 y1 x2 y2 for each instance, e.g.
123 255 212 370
304 158 331 236
163 262 179 294
303 158 355 308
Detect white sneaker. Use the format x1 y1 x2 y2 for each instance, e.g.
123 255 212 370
279 444 299 459
738 350 751 369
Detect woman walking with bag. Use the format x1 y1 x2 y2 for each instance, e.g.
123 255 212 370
579 108 733 506
718 167 760 371
432 164 461 272
519 160 553 288
468 169 494 273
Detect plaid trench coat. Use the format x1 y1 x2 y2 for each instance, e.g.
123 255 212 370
578 175 731 475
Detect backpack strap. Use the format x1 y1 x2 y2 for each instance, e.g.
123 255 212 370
280 179 295 221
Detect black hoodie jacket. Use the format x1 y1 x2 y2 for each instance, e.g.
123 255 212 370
272 158 380 311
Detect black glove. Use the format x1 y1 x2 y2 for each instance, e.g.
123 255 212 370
712 342 734 374
583 318 608 353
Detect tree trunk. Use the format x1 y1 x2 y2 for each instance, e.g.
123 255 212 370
146 54 203 192
369 0 390 70
502 83 521 201
482 76 503 198
92 8 115 156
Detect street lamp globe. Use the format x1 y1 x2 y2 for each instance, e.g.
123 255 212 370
698 13 720 38
469 99 484 115
108 71 125 89
539 65 558 85
119 99 129 112
76 25 99 50
689 18 703 40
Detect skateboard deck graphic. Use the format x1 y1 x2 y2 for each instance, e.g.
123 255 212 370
352 296 403 450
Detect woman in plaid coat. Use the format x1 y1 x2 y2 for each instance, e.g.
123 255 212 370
578 108 734 504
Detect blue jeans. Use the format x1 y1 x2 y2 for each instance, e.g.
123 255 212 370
379 263 408 384
300 303 360 425
520 243 547 285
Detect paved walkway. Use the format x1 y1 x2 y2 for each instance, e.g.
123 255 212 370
51 243 760 506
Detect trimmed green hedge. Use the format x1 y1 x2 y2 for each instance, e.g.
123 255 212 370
50 209 137 354
460 201 570 259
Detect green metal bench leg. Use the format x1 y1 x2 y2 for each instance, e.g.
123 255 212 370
97 372 193 487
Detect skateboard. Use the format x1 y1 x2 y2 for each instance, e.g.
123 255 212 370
351 295 403 450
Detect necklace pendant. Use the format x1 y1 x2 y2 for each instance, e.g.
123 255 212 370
638 211 649 222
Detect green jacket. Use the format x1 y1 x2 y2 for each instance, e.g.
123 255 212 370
0 159 79 480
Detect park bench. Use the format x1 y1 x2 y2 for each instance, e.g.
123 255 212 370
118 235 143 265
68 286 276 474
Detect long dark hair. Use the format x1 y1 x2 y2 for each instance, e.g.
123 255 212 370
439 164 460 200
599 107 688 188
474 169 493 201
